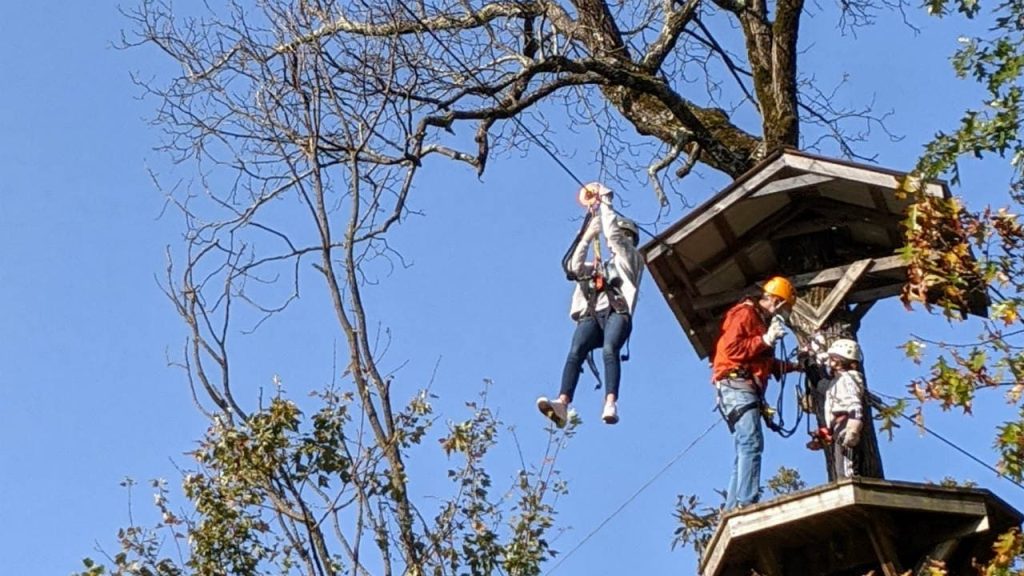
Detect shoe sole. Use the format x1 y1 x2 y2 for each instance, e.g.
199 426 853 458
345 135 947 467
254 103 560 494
602 414 619 425
537 399 567 429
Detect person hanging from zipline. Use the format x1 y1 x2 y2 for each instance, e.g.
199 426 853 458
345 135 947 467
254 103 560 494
537 182 644 428
711 277 802 509
819 338 866 479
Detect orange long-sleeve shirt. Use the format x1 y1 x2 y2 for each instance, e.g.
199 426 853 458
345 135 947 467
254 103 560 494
711 299 786 391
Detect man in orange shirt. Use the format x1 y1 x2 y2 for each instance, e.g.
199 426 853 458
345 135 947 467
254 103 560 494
712 276 800 509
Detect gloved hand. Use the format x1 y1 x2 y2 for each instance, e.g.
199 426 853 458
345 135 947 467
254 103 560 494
842 419 863 448
762 315 786 346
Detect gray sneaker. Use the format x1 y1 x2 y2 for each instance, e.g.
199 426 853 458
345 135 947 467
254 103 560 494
601 401 619 425
536 396 568 428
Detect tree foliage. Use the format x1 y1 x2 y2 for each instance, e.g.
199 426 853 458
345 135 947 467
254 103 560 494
902 0 1024 482
895 0 1024 571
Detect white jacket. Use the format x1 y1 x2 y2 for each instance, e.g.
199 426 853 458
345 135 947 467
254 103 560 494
823 369 865 429
567 197 644 320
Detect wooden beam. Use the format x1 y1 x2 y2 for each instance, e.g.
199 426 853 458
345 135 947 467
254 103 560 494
913 538 960 576
799 195 905 229
809 258 872 331
866 513 904 576
846 284 904 304
700 522 731 576
781 154 947 199
713 214 759 280
870 186 905 247
850 301 876 323
690 255 906 311
792 255 905 289
750 173 834 198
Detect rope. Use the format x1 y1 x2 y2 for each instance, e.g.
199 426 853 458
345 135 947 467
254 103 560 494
544 419 721 575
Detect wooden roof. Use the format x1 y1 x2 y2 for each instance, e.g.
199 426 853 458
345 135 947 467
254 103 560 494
700 477 1023 576
640 149 955 359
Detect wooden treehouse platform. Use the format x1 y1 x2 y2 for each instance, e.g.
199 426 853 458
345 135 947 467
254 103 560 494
641 148 987 360
700 477 1022 576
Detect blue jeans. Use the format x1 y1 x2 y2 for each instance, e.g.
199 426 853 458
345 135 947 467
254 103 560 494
718 383 763 509
560 311 632 402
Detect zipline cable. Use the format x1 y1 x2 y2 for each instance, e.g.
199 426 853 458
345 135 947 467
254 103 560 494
544 418 721 575
390 2 588 190
870 394 1024 493
388 3 732 282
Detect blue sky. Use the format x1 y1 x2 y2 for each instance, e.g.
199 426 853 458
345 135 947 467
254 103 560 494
1 2 1021 575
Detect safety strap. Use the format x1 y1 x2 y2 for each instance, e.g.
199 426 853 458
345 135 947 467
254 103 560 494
586 352 603 390
715 385 758 433
715 384 784 434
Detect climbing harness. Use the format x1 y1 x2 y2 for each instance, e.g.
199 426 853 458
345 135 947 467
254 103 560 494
562 200 635 390
713 316 807 437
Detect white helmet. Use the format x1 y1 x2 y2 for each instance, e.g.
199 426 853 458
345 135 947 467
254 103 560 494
827 338 862 362
615 217 639 244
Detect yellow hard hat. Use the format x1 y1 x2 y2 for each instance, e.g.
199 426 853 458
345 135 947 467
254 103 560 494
763 276 796 306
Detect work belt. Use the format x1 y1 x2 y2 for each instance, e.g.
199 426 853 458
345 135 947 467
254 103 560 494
719 366 753 381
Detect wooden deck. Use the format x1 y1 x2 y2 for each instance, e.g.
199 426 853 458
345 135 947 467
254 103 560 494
700 477 1022 576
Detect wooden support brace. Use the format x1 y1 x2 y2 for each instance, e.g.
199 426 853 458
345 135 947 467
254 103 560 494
913 539 959 576
754 543 784 576
809 258 872 331
866 514 904 576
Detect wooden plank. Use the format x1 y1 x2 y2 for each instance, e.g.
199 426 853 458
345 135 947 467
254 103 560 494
853 488 988 517
782 154 947 199
750 173 834 198
661 246 712 357
724 484 859 537
647 156 790 260
809 258 872 330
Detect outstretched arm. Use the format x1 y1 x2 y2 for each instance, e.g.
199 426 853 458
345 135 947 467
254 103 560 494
568 213 600 279
590 184 642 283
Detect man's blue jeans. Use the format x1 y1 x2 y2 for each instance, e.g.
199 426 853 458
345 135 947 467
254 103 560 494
560 310 632 402
718 383 763 509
